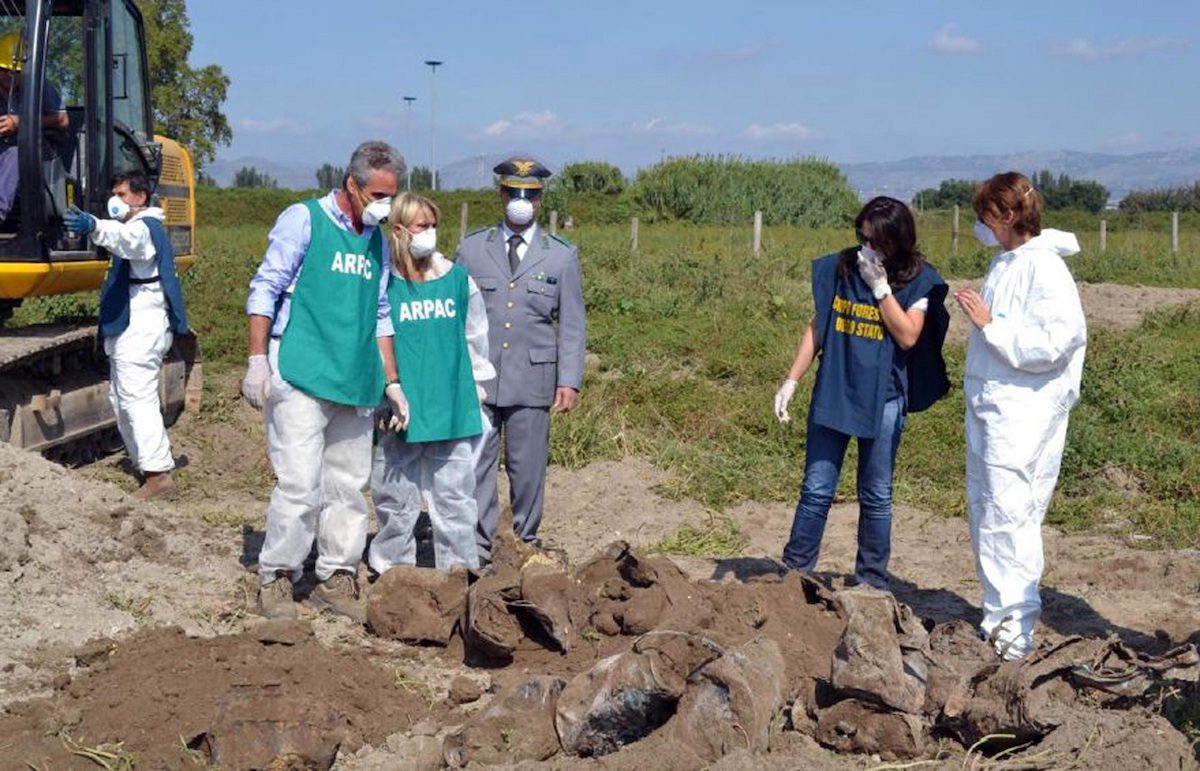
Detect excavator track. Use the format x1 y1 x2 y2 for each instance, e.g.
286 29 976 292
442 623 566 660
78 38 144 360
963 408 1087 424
0 323 202 466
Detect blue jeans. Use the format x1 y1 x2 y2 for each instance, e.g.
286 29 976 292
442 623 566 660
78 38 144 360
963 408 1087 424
782 396 906 589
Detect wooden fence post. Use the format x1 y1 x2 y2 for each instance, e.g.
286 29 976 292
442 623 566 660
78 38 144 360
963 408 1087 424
1172 211 1180 254
459 202 469 243
753 210 763 256
952 204 960 256
550 210 558 236
1100 219 1107 253
630 216 639 253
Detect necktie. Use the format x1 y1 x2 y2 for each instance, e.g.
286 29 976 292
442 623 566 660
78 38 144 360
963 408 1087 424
507 233 522 275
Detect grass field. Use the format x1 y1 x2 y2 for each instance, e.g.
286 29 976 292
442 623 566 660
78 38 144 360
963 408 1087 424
12 210 1200 549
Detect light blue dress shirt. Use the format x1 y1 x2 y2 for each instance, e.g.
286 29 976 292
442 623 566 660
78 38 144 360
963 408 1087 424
245 190 394 338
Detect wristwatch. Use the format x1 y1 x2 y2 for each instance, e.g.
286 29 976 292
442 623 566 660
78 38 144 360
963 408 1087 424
873 283 892 301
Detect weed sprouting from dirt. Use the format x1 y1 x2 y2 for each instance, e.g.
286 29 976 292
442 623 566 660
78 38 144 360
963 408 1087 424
102 593 153 625
391 669 438 707
58 734 136 770
651 514 748 557
1164 684 1200 750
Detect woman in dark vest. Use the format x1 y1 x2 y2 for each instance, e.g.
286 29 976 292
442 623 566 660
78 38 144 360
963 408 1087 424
773 196 949 589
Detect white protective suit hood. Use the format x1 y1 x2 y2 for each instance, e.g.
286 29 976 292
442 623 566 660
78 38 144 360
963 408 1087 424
1015 228 1080 258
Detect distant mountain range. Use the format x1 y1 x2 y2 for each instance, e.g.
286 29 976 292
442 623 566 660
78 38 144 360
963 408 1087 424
206 148 1200 202
204 151 558 193
840 148 1200 204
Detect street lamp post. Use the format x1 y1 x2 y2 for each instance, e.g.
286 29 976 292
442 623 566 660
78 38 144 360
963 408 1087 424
402 95 417 191
424 60 443 192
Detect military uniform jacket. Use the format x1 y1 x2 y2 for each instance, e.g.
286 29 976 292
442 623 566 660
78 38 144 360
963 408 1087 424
454 225 585 408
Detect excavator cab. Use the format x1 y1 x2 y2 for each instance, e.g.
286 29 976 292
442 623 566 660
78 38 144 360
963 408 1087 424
0 0 199 461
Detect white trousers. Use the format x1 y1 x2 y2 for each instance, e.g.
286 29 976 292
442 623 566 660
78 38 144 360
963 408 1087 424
103 287 174 473
370 432 480 572
258 340 373 583
966 409 1069 659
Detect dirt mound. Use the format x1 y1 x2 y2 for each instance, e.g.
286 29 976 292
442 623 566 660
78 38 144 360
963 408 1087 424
0 444 245 707
0 621 433 769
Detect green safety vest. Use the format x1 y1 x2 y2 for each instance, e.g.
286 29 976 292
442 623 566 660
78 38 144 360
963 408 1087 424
389 263 482 442
278 199 385 407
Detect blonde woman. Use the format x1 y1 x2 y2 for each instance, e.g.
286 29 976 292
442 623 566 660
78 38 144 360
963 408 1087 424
369 194 494 572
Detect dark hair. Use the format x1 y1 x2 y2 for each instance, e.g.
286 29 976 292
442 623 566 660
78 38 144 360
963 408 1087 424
838 196 925 289
973 171 1041 237
112 170 150 200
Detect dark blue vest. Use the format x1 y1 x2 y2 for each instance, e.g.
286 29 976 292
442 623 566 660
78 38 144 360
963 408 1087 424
809 250 949 438
98 216 189 339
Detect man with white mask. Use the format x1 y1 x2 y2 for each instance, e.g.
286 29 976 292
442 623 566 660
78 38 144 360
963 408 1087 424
454 157 586 563
64 171 189 500
955 171 1087 661
242 140 405 622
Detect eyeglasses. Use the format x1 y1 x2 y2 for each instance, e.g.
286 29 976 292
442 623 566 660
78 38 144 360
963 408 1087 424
502 186 542 201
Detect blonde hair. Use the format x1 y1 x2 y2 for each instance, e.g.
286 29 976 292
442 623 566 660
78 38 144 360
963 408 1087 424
388 193 440 279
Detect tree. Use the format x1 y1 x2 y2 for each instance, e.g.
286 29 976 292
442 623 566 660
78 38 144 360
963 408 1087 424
556 161 625 195
233 166 277 189
410 166 439 190
195 169 218 187
136 0 232 169
315 163 345 190
1120 181 1200 213
1031 170 1108 213
911 179 978 210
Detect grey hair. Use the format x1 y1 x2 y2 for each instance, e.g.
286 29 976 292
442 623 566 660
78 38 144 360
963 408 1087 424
346 141 406 187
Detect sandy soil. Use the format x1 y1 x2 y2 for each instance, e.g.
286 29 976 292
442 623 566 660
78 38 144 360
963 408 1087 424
0 283 1196 768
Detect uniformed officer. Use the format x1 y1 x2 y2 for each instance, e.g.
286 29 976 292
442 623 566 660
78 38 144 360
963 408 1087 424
454 157 586 561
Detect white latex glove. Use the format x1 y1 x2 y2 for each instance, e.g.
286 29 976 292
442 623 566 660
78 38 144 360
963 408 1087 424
476 382 487 402
241 355 271 409
773 378 798 423
856 247 888 292
385 382 410 431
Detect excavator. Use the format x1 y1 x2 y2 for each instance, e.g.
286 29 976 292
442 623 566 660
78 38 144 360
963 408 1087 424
0 0 200 464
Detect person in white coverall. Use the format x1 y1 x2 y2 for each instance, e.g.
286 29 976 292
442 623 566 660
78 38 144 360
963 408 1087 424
370 194 495 573
64 171 188 500
954 171 1087 661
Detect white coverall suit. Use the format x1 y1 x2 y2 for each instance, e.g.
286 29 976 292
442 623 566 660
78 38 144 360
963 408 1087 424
369 254 495 572
96 208 175 473
963 229 1086 660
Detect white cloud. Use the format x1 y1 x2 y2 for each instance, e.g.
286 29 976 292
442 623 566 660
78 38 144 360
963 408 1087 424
742 122 817 141
634 117 714 136
1059 37 1187 61
477 110 564 138
482 119 512 137
238 118 307 134
929 23 984 56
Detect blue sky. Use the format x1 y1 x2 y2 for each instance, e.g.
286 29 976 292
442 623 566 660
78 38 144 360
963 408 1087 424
189 0 1200 172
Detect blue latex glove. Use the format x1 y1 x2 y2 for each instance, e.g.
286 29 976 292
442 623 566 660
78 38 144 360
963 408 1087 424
63 206 96 236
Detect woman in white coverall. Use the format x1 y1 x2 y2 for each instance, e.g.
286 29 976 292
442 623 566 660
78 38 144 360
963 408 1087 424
64 171 188 500
954 172 1087 660
369 194 495 572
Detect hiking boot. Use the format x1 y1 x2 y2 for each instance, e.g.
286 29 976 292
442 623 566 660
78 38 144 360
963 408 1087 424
257 571 298 619
134 470 177 501
310 570 365 624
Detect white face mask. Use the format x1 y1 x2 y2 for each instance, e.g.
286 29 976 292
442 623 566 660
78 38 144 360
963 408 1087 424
361 197 392 227
408 227 437 259
973 220 1000 247
107 195 131 221
505 198 534 226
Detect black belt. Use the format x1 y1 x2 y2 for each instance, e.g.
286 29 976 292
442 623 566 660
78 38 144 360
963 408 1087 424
129 276 161 285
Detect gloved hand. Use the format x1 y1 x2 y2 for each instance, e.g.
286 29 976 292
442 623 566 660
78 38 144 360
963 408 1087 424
384 382 410 431
64 205 97 236
476 382 487 402
856 246 888 293
773 378 798 423
241 355 271 409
